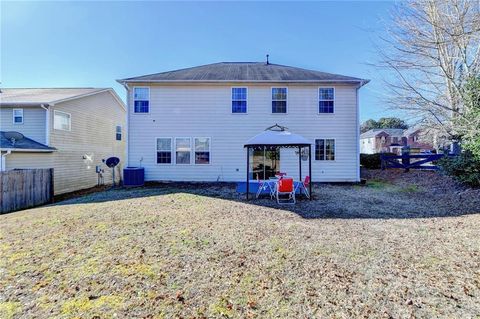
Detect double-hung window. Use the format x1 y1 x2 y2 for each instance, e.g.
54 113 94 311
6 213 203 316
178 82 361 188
315 139 335 161
13 109 24 124
53 110 71 131
272 88 287 113
156 138 172 164
133 87 150 113
319 88 334 113
194 137 210 164
116 125 122 141
232 88 247 113
175 138 191 164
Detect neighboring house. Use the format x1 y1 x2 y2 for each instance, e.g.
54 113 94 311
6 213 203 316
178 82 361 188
118 61 369 182
360 128 434 154
0 88 126 194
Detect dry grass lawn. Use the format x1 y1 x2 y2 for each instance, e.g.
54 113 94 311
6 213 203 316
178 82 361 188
1 170 479 318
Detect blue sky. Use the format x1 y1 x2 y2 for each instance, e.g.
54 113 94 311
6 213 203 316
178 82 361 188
1 1 395 121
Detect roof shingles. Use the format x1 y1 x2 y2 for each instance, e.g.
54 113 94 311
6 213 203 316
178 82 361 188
119 62 368 83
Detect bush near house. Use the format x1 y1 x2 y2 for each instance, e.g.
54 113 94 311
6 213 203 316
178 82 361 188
360 153 396 169
438 152 480 188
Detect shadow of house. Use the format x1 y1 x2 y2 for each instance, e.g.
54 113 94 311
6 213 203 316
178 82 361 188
49 181 480 220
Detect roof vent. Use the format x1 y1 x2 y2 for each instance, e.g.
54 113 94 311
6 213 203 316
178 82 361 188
266 54 270 65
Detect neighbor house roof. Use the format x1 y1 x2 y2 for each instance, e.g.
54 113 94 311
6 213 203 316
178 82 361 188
0 88 125 109
0 131 56 152
118 62 369 85
360 129 406 139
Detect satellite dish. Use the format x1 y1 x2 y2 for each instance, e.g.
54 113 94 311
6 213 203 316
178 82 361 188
4 131 24 146
105 157 120 168
103 157 120 188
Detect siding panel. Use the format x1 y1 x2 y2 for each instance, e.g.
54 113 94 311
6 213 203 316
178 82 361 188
0 107 46 143
128 84 359 182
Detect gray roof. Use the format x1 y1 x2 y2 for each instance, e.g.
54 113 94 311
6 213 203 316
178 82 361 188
360 129 406 139
1 131 56 151
118 62 369 84
0 88 112 106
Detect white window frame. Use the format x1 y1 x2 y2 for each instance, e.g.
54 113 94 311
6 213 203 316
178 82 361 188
318 87 335 114
133 87 150 114
194 137 211 165
12 108 24 124
175 137 192 165
315 138 336 161
155 137 173 165
271 87 288 114
53 110 71 131
231 87 248 114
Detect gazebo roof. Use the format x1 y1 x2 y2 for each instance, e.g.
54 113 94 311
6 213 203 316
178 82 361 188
244 125 312 147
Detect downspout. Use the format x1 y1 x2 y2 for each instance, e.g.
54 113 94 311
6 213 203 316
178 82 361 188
40 104 50 145
356 86 360 182
121 82 130 167
1 150 12 171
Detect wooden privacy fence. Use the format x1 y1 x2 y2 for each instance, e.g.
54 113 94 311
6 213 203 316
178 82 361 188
381 153 451 172
0 169 54 214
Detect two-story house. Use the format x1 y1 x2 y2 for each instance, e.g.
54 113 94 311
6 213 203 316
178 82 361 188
360 128 434 154
118 62 369 183
0 88 126 194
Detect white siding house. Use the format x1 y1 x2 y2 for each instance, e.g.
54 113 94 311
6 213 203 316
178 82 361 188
119 62 369 183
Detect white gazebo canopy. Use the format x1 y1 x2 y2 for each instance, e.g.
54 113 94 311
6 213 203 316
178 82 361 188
244 124 312 148
243 124 313 200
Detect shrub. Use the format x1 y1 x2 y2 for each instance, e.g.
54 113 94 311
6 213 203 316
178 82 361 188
360 153 396 169
438 152 480 187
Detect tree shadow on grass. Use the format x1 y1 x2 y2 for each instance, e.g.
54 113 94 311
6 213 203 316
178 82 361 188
49 181 480 220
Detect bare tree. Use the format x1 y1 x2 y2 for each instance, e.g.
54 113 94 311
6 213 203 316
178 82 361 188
377 0 480 143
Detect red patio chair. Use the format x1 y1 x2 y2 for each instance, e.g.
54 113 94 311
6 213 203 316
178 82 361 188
276 178 296 204
295 175 310 199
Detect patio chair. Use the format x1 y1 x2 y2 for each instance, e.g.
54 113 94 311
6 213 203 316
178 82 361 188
276 178 296 204
256 177 275 199
295 175 310 199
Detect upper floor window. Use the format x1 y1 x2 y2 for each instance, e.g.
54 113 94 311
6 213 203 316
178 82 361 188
53 110 71 131
194 137 210 164
315 138 335 161
13 109 23 124
134 87 149 113
232 87 247 113
319 88 334 113
156 138 172 164
116 125 122 141
175 138 191 164
272 88 287 113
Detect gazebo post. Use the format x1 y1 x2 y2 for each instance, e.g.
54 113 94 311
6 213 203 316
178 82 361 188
246 146 250 200
308 145 312 200
298 146 302 181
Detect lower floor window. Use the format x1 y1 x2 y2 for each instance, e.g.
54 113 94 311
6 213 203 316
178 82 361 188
156 138 172 164
176 138 191 164
315 139 335 160
194 137 211 164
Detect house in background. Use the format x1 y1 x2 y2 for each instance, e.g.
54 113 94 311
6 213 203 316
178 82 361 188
0 88 126 194
360 128 434 154
118 61 369 183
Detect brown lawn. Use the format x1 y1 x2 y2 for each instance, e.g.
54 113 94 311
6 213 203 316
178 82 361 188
1 170 479 318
